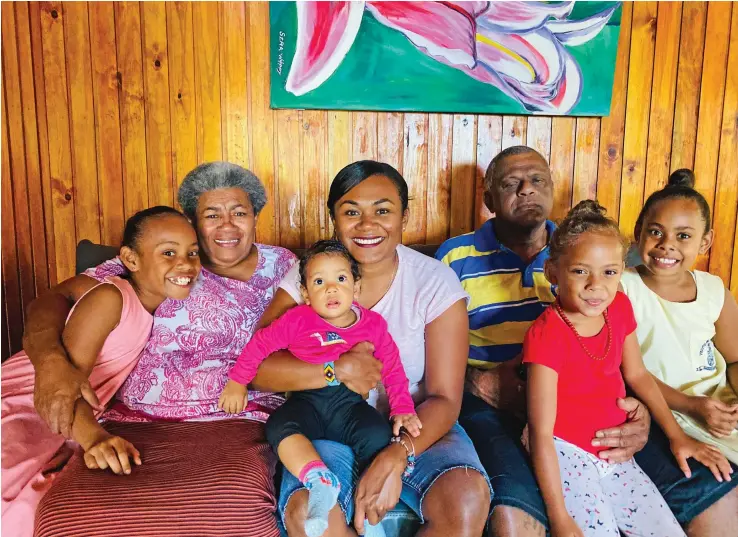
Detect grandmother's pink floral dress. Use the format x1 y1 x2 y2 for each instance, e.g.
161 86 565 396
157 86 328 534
85 244 296 423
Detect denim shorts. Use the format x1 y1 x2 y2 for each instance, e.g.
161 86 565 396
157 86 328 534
460 391 738 528
276 422 491 531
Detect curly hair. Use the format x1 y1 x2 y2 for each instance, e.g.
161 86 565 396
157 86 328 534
484 145 546 191
299 239 361 287
177 162 267 221
549 200 630 264
634 169 711 237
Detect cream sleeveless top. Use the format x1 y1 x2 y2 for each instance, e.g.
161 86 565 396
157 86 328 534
621 269 738 463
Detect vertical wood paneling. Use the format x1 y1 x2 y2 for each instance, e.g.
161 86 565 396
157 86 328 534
166 2 197 191
247 2 277 244
352 112 378 161
193 2 222 162
141 2 174 207
474 116 501 228
275 110 302 248
427 114 453 242
619 1 657 239
402 114 428 244
302 111 328 245
692 2 732 270
64 2 101 243
2 3 36 311
4 1 738 356
219 2 249 169
14 1 50 293
549 117 576 222
597 1 632 219
709 5 738 287
115 2 149 219
449 115 476 238
670 2 707 172
644 2 681 194
40 2 77 280
89 2 125 246
572 118 600 205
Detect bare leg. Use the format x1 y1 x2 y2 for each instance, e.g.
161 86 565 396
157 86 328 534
284 489 357 537
277 434 323 477
416 468 490 537
684 486 738 537
487 506 546 537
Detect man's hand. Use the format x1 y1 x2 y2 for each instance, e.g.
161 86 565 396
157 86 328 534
592 397 651 463
688 396 738 438
466 356 526 417
335 341 381 396
34 355 101 438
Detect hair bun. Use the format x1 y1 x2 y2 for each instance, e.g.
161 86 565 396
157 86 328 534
667 169 695 189
569 199 607 219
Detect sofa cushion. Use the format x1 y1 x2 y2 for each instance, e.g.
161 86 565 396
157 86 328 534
35 420 280 537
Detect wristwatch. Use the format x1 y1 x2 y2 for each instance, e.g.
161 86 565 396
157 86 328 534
324 361 340 386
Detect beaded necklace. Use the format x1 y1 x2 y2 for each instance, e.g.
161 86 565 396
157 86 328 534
554 300 612 361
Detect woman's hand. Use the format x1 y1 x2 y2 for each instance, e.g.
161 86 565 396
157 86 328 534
218 380 248 414
670 434 733 482
335 341 382 397
592 397 650 463
84 434 142 475
688 396 738 438
34 356 101 438
353 443 406 535
391 414 422 437
550 513 585 537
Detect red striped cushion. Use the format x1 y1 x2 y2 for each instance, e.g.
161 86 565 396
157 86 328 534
35 420 280 537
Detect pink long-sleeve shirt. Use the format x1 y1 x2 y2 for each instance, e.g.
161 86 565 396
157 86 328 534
230 304 415 416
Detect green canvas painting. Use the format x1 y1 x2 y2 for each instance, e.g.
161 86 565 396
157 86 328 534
270 1 622 116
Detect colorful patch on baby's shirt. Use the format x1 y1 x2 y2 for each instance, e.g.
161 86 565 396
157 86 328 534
311 332 347 346
696 340 716 372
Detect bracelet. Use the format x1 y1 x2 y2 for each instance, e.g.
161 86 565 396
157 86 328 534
323 361 340 386
390 432 416 477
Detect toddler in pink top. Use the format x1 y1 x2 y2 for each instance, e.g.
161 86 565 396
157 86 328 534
219 240 419 537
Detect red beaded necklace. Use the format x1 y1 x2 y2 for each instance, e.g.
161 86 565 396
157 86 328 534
554 300 612 361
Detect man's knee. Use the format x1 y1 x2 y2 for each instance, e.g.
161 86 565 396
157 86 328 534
422 468 491 535
488 505 546 537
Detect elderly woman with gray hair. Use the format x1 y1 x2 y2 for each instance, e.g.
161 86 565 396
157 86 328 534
21 163 386 536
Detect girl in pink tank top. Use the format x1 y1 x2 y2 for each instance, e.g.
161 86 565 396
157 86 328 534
2 206 201 537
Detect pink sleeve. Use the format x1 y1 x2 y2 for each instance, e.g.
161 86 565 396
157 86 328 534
228 308 302 385
522 315 564 373
372 315 415 416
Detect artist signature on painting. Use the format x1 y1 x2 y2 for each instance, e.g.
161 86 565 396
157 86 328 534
277 31 285 75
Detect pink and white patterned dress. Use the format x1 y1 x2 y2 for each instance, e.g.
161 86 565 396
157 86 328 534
85 244 297 423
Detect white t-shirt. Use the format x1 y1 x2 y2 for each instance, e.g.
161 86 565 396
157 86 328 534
279 244 469 414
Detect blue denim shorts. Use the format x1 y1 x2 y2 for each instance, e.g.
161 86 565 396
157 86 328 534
276 422 491 531
460 391 738 528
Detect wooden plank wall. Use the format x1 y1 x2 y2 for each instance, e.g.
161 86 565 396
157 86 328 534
2 1 738 358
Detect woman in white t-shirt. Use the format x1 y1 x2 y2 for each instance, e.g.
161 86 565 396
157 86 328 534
251 161 491 537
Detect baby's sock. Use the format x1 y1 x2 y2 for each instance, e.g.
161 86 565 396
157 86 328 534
362 520 387 537
299 461 341 537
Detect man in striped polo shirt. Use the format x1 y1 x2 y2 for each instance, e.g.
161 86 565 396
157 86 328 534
436 146 738 537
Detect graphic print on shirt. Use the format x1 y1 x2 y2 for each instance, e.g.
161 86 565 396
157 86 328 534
311 332 347 346
696 340 717 372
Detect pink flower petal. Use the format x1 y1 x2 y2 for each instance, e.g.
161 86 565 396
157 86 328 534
478 1 575 33
366 1 486 69
285 1 366 96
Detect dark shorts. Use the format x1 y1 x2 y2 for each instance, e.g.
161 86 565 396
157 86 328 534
459 392 738 528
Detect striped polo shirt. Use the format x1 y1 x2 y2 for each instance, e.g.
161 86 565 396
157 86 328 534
436 218 557 368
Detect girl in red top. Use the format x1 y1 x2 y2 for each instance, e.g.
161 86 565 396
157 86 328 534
524 200 732 537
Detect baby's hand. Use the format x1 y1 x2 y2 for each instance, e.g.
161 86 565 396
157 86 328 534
218 380 248 414
392 413 422 437
84 434 141 475
670 434 733 482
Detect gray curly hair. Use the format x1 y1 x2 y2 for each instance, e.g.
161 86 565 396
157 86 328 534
484 145 546 192
177 162 267 220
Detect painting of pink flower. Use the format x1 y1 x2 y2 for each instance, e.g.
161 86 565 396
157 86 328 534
271 1 622 116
